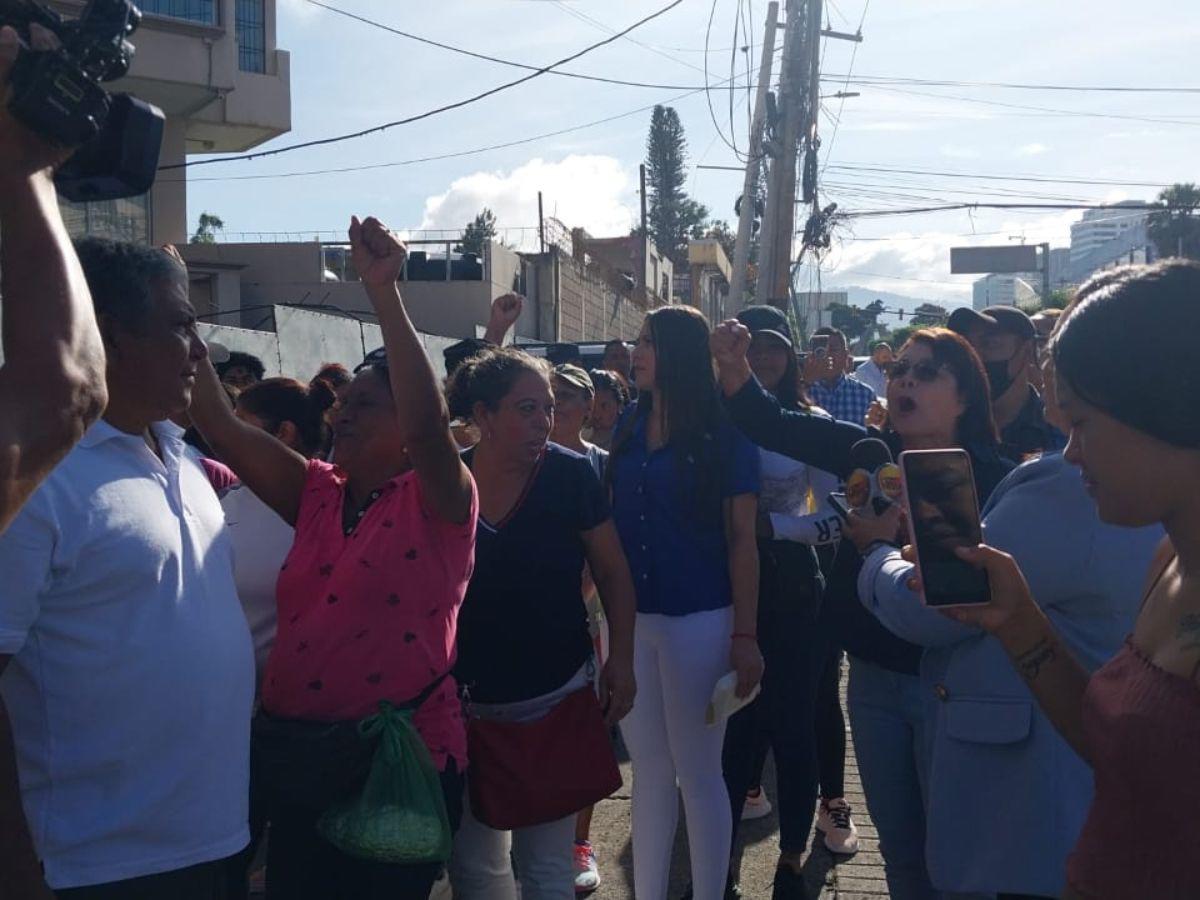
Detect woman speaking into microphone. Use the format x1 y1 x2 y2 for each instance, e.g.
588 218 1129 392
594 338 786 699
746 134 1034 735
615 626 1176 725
710 320 1011 900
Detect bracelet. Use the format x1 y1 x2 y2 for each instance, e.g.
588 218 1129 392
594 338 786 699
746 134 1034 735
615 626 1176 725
731 632 758 641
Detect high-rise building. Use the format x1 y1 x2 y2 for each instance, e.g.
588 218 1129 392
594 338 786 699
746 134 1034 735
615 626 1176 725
55 0 292 245
972 274 1040 310
1070 202 1149 266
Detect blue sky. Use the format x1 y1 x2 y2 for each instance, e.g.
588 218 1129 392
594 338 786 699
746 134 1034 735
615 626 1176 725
186 0 1200 302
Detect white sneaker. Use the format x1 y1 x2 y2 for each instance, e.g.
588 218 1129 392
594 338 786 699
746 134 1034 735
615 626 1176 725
574 840 600 894
742 786 773 821
816 797 860 855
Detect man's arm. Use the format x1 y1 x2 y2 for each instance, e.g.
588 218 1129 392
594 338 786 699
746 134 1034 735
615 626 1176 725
0 26 107 535
350 217 473 524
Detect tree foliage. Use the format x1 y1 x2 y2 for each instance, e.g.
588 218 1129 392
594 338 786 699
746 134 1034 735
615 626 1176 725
645 105 709 268
1148 183 1200 260
828 300 885 345
190 212 225 245
458 208 498 257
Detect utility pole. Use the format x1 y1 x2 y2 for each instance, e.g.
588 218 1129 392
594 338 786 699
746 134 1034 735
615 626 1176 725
639 163 648 291
729 1 779 312
755 0 808 308
755 0 860 312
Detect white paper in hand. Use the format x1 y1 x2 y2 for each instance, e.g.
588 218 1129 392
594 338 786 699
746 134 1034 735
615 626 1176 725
706 671 761 726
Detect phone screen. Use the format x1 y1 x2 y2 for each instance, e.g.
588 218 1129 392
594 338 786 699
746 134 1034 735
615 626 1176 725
900 450 990 607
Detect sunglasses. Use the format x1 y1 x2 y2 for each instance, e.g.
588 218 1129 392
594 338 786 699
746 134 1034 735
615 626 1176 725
887 359 946 383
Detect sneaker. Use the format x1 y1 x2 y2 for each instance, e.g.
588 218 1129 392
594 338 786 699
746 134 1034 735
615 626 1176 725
742 786 773 821
772 863 811 900
574 840 600 894
816 797 860 855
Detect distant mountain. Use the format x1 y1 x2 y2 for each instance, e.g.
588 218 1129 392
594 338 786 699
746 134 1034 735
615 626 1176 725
837 286 971 325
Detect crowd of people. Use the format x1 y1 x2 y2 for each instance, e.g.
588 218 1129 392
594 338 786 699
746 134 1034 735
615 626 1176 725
3 33 1200 900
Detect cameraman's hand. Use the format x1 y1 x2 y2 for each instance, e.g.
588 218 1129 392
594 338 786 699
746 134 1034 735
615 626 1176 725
0 24 74 182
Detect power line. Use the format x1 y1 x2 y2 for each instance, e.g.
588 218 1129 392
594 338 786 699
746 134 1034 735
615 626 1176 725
698 161 1173 190
704 0 745 159
173 71 743 184
551 0 708 75
160 0 686 171
859 84 1200 128
302 0 745 92
819 73 1200 95
819 0 869 173
841 201 1165 219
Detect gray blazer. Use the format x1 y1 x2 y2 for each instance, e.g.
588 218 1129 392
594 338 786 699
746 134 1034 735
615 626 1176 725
857 453 1163 897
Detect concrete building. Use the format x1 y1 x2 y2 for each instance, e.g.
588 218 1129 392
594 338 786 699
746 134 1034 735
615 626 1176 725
685 239 732 324
180 238 532 338
54 0 292 245
972 273 1040 309
1070 202 1149 266
180 228 669 344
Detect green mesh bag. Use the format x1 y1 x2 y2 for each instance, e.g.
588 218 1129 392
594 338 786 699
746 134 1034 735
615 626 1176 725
317 702 451 864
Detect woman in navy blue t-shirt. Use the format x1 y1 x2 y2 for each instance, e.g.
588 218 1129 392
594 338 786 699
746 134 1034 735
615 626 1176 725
446 348 638 900
610 307 762 900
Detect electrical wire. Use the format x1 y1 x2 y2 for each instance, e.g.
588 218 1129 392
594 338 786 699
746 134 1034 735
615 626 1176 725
160 0 686 171
301 0 737 92
841 201 1165 219
704 0 746 159
551 0 709 75
170 69 749 184
819 73 1200 95
860 84 1200 128
819 0 869 174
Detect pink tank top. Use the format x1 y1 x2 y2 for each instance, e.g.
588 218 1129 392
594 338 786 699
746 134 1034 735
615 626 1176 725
1066 637 1200 898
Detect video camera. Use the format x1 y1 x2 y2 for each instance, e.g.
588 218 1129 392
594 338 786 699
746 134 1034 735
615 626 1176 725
2 0 164 201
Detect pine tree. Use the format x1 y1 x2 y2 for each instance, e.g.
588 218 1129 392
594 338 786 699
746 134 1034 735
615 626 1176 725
458 208 498 257
644 106 708 267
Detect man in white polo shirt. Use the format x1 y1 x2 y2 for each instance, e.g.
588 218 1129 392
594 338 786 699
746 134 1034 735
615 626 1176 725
0 238 254 898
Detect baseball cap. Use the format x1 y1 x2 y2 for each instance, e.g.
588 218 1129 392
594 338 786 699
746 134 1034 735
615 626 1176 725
736 305 794 348
947 306 1036 341
552 363 595 398
441 338 494 378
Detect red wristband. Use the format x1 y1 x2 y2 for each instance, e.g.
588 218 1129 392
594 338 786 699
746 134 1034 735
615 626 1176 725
731 632 757 641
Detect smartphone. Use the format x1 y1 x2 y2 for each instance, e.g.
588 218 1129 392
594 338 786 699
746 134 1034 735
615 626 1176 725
826 492 851 522
899 449 991 607
809 335 830 358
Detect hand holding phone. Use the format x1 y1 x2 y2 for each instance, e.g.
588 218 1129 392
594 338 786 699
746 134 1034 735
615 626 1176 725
899 449 991 607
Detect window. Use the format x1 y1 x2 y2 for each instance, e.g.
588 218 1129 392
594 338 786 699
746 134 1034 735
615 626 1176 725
59 193 151 245
139 0 217 25
236 0 266 73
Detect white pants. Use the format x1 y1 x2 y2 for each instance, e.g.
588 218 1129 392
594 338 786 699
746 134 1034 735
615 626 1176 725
449 667 588 900
620 607 734 900
449 795 576 900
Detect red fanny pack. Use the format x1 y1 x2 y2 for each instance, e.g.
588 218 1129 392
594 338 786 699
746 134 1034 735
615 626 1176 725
466 686 622 830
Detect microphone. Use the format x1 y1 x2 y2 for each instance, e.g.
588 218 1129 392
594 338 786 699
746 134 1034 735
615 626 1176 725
845 438 902 516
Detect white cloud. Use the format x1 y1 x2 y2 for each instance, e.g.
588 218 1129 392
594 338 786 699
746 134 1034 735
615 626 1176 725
1015 143 1049 157
418 155 637 251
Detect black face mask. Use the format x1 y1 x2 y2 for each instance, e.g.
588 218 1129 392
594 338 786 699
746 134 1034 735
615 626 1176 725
984 358 1016 400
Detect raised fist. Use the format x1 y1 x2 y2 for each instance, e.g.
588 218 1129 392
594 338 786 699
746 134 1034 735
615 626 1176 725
709 320 752 368
490 292 523 328
349 216 407 287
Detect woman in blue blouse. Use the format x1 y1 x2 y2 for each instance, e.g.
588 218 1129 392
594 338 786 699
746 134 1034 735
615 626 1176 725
610 307 762 900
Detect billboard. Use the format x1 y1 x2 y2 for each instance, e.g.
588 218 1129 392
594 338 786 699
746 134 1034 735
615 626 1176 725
950 245 1040 275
